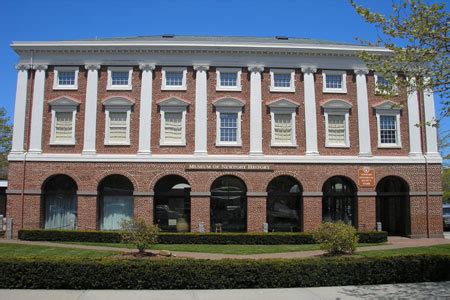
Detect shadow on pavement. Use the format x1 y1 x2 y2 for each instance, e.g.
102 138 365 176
337 282 450 298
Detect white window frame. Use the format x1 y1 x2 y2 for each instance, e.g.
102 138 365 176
322 100 352 148
322 70 347 93
53 66 79 90
103 97 133 145
107 66 133 90
216 68 242 91
270 69 295 92
159 97 189 146
374 73 398 95
48 97 79 145
213 98 244 147
267 99 299 147
161 67 187 91
374 101 402 148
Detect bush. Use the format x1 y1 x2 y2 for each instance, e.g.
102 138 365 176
0 255 448 289
314 222 359 255
18 229 387 245
120 219 159 253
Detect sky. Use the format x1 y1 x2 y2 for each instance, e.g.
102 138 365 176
0 0 447 158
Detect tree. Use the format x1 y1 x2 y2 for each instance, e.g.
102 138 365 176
350 0 449 123
0 106 12 172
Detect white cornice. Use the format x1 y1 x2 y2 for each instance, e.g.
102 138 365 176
7 153 442 164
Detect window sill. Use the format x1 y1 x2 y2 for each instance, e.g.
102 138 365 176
49 142 75 146
160 142 186 147
216 86 242 92
323 89 347 94
271 144 298 148
107 86 132 91
53 86 78 91
378 145 402 149
270 87 295 93
104 142 131 146
161 86 187 91
325 144 350 148
216 143 242 147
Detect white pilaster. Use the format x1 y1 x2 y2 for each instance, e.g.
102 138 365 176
138 63 156 155
28 64 47 154
354 69 372 156
302 66 319 155
10 64 31 155
193 65 209 155
407 81 422 156
248 65 264 156
82 64 100 155
423 87 439 156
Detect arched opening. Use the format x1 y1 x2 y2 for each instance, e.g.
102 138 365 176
376 176 410 236
210 175 247 232
42 175 78 230
98 175 134 230
322 176 357 226
266 176 303 232
154 175 191 232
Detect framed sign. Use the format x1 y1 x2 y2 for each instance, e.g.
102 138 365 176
358 167 375 187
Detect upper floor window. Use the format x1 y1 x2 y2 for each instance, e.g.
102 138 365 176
322 70 347 93
162 67 187 90
107 67 133 90
48 96 80 145
158 97 189 146
374 101 402 148
213 98 244 146
270 69 295 92
102 96 134 145
267 98 299 147
53 67 79 90
321 99 352 148
374 73 398 95
216 68 242 91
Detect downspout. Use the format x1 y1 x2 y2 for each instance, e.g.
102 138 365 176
21 51 34 230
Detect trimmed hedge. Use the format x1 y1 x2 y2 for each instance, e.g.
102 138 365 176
18 229 388 245
0 255 448 289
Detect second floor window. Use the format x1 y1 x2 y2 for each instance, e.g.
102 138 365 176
274 73 291 87
49 96 79 145
111 71 129 86
326 75 342 89
220 72 237 87
273 113 293 144
220 113 238 142
54 112 74 142
53 67 79 90
164 112 183 143
374 101 402 148
158 97 189 146
107 67 133 90
270 69 295 92
166 71 184 86
213 98 244 146
327 115 346 145
108 112 128 143
162 67 187 90
216 68 241 91
58 71 75 86
322 99 352 148
379 115 397 144
322 70 347 93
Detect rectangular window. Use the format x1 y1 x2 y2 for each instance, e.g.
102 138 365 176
220 72 238 87
379 115 397 144
327 115 346 145
326 74 342 89
54 112 73 142
165 71 184 86
274 73 291 88
108 112 128 143
58 71 76 86
111 71 130 86
273 113 293 144
164 112 183 143
220 112 238 142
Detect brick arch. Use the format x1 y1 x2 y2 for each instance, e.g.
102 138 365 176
262 171 304 192
318 175 358 193
148 170 194 192
206 173 252 192
40 172 81 192
376 175 410 192
95 171 138 191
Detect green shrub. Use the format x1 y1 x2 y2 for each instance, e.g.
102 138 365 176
0 255 448 289
120 219 159 253
314 222 359 255
18 229 387 245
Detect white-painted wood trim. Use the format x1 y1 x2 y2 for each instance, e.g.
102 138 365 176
355 70 372 156
322 70 347 93
215 107 242 147
161 67 187 91
104 106 131 145
49 107 77 145
216 67 242 91
302 67 319 155
376 110 402 148
270 68 295 92
28 65 47 154
194 65 209 154
107 66 133 90
82 64 100 155
423 88 439 156
324 109 350 148
269 108 297 147
249 66 263 155
406 87 422 156
10 65 30 154
159 106 187 146
137 64 155 155
53 66 79 90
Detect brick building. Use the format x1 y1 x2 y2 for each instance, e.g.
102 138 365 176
7 35 442 237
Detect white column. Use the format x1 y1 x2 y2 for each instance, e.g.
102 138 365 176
407 81 422 156
354 69 372 156
82 64 100 155
423 88 439 156
193 65 209 156
301 66 319 155
248 65 264 156
28 64 47 154
138 63 156 155
10 64 31 155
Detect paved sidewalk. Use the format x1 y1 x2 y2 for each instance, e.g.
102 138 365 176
0 281 449 299
1 236 449 260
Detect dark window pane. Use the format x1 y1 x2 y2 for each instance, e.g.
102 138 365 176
322 176 356 226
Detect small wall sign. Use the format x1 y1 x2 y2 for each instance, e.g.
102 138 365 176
358 167 376 187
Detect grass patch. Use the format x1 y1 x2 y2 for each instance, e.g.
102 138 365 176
0 243 116 258
360 244 450 257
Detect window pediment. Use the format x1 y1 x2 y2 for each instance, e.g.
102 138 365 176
267 98 299 110
157 96 190 107
48 96 81 107
321 99 352 111
102 96 135 107
212 97 244 108
373 100 402 111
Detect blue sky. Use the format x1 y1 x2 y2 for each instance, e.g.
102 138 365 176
1 0 447 157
